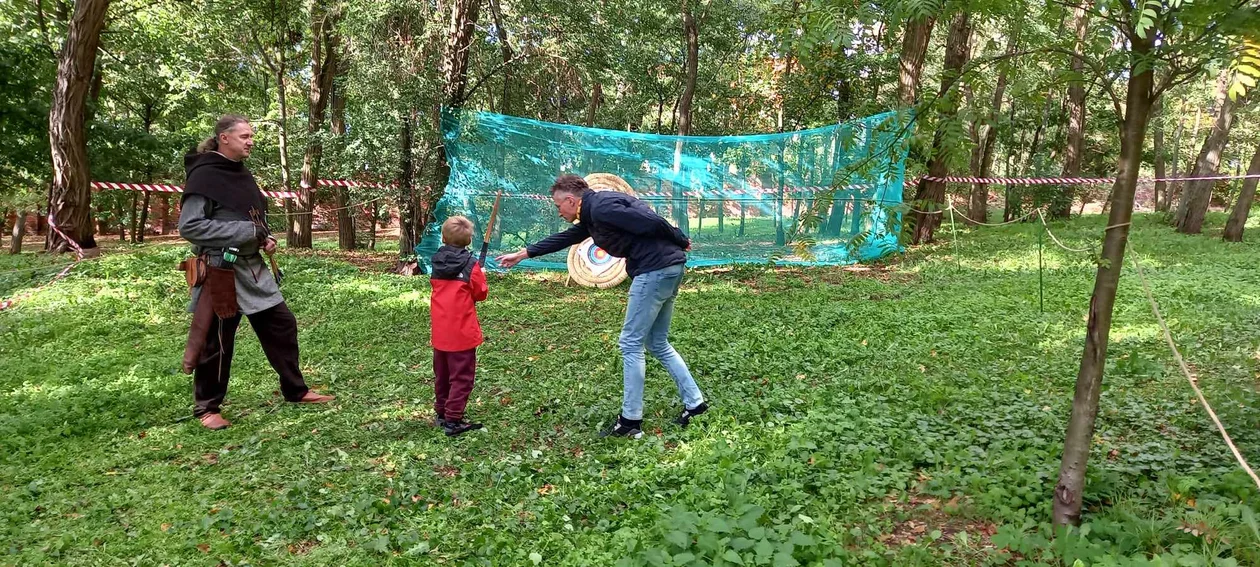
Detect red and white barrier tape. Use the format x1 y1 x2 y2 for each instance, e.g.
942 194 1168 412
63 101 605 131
1 214 86 312
919 173 1260 185
90 172 1260 201
91 181 299 199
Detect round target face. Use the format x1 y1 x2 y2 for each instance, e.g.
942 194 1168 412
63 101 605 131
565 172 636 288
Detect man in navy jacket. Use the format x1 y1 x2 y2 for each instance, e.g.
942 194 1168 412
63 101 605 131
497 175 708 437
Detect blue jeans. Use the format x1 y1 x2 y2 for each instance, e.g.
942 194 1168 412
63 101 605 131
618 263 705 420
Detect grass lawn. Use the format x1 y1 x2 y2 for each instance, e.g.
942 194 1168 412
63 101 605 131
2 211 1259 566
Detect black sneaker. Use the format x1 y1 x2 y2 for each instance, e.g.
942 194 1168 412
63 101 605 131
443 419 483 437
676 402 709 427
600 415 644 438
434 413 447 429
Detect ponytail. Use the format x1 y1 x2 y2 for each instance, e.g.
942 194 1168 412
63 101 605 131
196 136 219 153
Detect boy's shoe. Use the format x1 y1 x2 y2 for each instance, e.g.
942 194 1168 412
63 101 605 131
443 419 483 437
676 402 709 427
599 415 644 438
434 413 448 429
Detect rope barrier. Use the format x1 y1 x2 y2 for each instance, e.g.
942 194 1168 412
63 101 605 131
1129 244 1260 491
1036 210 1092 253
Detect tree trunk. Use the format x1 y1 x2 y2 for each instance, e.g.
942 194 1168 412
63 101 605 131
488 0 513 116
1152 98 1166 212
10 211 26 254
897 16 935 106
1055 1 1091 220
157 195 170 233
1175 71 1235 235
115 198 125 241
586 82 603 127
398 113 418 257
968 31 1017 225
1172 104 1204 220
430 0 482 218
277 52 296 247
1053 31 1155 528
910 12 970 244
138 191 150 242
295 0 340 250
1004 106 1025 222
368 202 379 251
1164 99 1187 211
673 0 700 235
1223 144 1260 242
47 0 110 254
136 104 154 243
129 191 139 243
331 76 355 251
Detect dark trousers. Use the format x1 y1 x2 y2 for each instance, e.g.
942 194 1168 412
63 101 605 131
193 301 309 417
434 348 477 421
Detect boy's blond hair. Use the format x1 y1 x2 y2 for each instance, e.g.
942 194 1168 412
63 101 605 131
442 216 474 247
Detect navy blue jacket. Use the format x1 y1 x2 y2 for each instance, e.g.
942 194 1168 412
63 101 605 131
526 190 689 277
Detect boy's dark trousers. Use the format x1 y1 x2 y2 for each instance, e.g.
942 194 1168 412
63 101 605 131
193 302 310 417
434 348 476 420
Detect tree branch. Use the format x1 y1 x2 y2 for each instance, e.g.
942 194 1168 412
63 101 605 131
1045 0 1128 30
248 26 280 74
461 49 536 105
1048 46 1125 118
33 0 56 58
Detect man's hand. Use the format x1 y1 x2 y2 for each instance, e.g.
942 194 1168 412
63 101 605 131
263 236 277 254
495 248 529 269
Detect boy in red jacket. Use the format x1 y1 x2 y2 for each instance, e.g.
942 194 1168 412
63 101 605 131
429 216 489 436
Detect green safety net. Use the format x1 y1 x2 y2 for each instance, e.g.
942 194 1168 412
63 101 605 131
416 109 912 273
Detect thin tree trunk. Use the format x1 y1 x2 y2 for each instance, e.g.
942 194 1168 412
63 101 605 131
1053 30 1155 528
397 113 418 259
586 82 603 127
331 72 355 250
1223 144 1260 242
136 104 154 243
1172 105 1204 218
674 0 700 236
368 202 379 251
897 16 935 106
115 198 125 242
1163 99 1186 211
10 211 26 254
1056 1 1091 220
428 0 482 226
277 54 295 246
47 0 110 254
1152 98 1166 212
911 12 970 244
1175 71 1235 235
968 32 1016 224
488 0 513 116
1004 106 1025 222
129 192 139 243
295 0 339 250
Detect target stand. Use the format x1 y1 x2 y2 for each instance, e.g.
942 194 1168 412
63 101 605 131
566 173 636 288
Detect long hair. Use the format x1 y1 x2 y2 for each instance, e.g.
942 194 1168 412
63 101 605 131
196 114 250 153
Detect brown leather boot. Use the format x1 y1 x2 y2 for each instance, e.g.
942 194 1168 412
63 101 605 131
294 391 335 404
199 413 231 430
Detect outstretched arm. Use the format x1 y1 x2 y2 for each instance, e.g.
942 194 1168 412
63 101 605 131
496 223 590 268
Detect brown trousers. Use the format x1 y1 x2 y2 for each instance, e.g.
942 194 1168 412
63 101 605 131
434 348 477 421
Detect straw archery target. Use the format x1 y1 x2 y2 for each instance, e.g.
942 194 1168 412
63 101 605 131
567 173 634 288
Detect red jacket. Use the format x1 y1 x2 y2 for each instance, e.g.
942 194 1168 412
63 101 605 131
430 245 488 352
